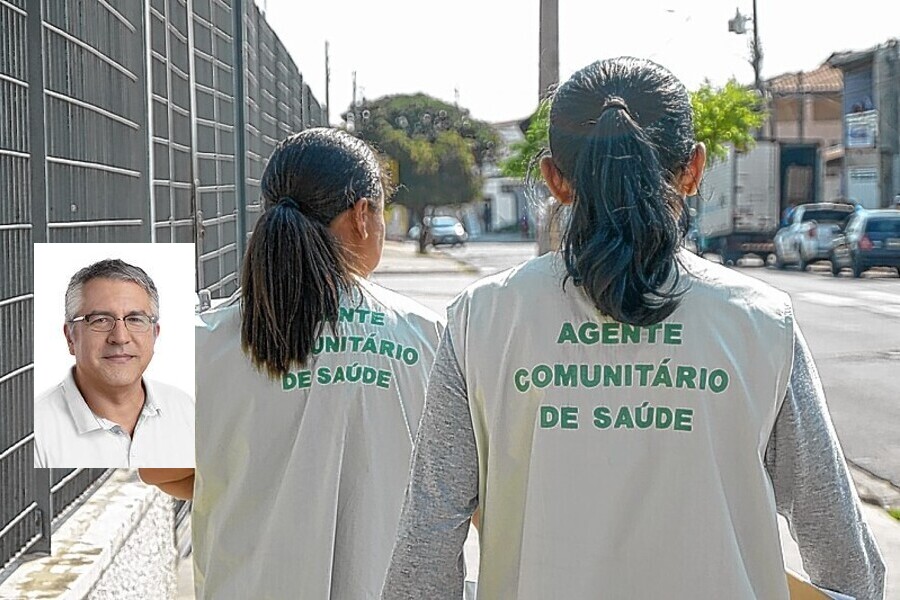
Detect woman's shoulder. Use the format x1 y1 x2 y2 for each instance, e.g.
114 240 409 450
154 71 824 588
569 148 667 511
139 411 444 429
196 297 241 332
355 277 445 328
678 251 792 316
463 252 562 297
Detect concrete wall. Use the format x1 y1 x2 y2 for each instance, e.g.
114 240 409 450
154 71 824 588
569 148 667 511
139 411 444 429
0 470 178 600
773 95 843 147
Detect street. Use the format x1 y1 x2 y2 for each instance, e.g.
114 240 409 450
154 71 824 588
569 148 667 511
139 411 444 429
375 243 900 489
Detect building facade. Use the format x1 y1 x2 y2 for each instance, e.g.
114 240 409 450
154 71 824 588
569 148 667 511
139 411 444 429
828 39 900 209
766 63 844 203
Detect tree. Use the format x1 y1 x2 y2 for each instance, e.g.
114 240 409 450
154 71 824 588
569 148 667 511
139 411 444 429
500 80 768 175
499 99 550 182
345 94 499 252
691 79 767 163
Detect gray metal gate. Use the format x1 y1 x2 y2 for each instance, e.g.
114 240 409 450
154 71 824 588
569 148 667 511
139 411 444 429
0 0 39 572
0 0 325 575
40 0 149 243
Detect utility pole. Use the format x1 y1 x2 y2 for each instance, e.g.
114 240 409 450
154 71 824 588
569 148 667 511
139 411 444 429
539 0 559 100
325 41 330 125
797 70 805 141
729 2 765 136
728 3 762 94
751 0 762 94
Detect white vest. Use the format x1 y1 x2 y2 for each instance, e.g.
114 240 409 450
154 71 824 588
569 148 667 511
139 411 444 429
193 278 443 600
447 251 794 600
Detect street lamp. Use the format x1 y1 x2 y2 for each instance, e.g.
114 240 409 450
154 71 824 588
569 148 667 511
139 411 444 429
728 0 762 94
728 0 763 94
729 1 767 138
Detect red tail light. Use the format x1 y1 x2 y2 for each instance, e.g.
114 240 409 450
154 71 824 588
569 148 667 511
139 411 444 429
859 235 874 251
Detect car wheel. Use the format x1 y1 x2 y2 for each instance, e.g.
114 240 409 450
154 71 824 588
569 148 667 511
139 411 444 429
797 248 808 272
774 250 785 270
830 256 841 277
851 255 863 278
896 267 900 277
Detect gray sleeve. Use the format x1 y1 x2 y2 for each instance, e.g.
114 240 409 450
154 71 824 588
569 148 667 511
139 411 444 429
382 328 479 600
765 326 885 600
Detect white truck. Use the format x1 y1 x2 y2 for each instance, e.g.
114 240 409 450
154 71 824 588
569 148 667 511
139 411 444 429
693 140 821 265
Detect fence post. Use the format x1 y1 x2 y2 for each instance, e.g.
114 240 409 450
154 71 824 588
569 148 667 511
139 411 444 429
33 469 51 555
232 0 247 267
26 0 47 243
143 0 156 242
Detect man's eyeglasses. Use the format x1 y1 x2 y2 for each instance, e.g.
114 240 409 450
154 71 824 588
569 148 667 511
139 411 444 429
69 313 158 333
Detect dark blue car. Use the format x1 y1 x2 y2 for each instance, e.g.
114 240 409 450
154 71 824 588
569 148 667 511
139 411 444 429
830 210 900 277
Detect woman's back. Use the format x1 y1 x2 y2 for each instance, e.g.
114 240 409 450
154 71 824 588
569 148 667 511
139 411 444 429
194 278 442 599
381 59 883 600
192 128 444 599
446 249 792 598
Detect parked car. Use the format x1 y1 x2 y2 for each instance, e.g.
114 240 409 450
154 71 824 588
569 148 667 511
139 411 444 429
773 202 855 271
830 209 900 277
427 215 468 246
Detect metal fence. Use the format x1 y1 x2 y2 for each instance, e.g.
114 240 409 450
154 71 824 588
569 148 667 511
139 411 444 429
0 0 324 576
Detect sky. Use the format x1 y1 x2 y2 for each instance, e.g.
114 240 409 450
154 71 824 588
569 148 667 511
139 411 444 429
262 0 899 125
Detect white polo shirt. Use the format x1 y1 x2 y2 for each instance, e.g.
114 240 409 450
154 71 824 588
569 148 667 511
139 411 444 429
34 368 195 468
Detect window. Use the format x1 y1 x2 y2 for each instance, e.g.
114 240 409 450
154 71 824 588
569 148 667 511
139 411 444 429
866 218 900 234
801 209 854 224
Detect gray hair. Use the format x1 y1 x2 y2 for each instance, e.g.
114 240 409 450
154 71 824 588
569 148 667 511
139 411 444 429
65 259 160 321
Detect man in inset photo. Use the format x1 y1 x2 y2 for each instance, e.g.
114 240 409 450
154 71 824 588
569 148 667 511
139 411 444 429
34 259 194 467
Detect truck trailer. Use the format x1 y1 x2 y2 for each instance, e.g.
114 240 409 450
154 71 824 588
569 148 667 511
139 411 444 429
693 140 820 265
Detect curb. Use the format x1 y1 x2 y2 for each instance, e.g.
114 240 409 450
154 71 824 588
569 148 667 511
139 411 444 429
849 462 900 511
429 250 482 273
0 470 177 600
377 243 482 276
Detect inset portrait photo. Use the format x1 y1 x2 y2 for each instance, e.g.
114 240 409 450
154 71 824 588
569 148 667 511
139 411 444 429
33 243 196 468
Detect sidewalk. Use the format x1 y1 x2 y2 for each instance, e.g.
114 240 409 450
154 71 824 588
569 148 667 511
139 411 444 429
376 240 479 275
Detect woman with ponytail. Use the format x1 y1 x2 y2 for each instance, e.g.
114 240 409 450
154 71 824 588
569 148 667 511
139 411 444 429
144 128 443 599
383 58 883 600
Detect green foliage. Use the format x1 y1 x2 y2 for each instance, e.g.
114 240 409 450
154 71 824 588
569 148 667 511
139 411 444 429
500 99 550 180
344 94 498 219
691 79 767 163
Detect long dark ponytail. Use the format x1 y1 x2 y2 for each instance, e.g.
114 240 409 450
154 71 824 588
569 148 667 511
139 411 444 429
241 128 385 378
549 57 696 325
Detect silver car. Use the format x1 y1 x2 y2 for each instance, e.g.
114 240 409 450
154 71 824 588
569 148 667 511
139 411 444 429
427 216 468 247
773 203 855 271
